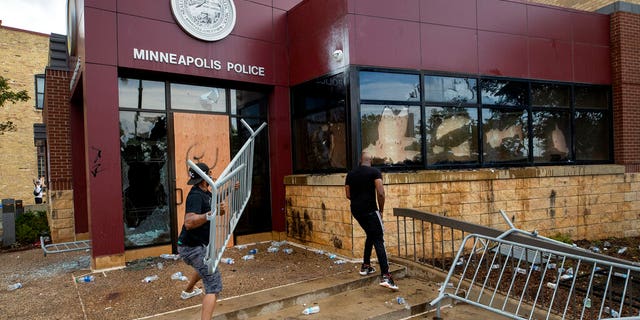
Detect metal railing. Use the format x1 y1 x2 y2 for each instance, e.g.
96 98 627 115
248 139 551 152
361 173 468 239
187 119 266 274
393 208 640 320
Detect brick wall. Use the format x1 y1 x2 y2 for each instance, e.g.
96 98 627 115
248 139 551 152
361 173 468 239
528 0 640 11
284 166 640 258
611 11 640 173
43 69 72 190
43 69 74 242
0 25 49 205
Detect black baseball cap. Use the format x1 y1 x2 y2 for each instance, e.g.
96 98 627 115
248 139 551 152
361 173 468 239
187 163 210 185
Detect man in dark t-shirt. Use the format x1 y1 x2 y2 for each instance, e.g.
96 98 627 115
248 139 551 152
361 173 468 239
177 162 223 320
345 152 398 291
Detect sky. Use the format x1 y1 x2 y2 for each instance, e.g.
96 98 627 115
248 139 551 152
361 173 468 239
0 0 67 35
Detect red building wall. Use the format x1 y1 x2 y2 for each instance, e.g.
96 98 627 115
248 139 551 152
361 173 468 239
288 0 612 85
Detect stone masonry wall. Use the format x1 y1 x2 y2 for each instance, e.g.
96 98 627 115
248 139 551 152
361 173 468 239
0 25 49 205
284 165 640 259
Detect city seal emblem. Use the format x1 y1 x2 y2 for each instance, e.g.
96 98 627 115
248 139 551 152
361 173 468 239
170 0 237 42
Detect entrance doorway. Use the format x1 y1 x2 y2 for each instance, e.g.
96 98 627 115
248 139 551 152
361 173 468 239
118 76 272 250
172 112 230 240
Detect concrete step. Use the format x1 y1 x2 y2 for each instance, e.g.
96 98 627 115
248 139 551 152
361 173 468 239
248 274 441 320
145 263 428 320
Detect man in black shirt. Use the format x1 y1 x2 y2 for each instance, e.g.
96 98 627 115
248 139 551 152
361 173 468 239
345 152 398 290
177 162 223 320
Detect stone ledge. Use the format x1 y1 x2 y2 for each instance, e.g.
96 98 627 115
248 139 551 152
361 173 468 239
284 165 625 186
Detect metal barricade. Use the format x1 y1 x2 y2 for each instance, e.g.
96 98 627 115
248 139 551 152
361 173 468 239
430 231 640 320
187 119 266 274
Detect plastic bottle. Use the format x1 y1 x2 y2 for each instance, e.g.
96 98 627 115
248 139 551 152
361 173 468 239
242 255 255 260
302 305 320 315
283 248 293 254
160 253 179 260
248 249 258 255
334 260 346 264
221 258 235 264
7 283 22 291
171 272 183 280
75 275 95 283
142 275 159 283
267 246 279 253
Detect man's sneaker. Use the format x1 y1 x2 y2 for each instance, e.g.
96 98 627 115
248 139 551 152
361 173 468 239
359 264 376 276
181 287 203 300
379 274 399 291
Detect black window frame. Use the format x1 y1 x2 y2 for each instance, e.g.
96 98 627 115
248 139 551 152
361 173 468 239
34 74 45 110
341 66 613 172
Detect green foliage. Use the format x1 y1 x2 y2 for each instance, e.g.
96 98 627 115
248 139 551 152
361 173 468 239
0 76 30 134
549 232 573 244
15 210 50 245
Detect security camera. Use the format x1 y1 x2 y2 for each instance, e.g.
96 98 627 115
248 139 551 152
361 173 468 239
332 49 343 62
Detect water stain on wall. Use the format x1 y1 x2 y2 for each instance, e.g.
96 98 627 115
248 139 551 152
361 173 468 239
549 189 557 218
330 235 343 249
287 208 313 241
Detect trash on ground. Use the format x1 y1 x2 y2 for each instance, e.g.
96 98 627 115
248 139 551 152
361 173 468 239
515 267 527 274
271 240 286 247
302 305 320 315
267 246 279 253
159 254 179 260
334 259 346 264
171 272 187 281
221 257 235 264
7 283 22 291
618 246 628 254
242 255 255 260
142 275 159 283
248 248 258 255
283 248 293 254
75 275 95 283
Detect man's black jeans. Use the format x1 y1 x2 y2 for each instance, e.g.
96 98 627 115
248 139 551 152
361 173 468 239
354 210 389 275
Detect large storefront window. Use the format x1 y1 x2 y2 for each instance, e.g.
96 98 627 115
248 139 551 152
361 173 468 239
425 107 478 165
118 78 165 110
291 73 347 172
424 75 478 166
292 68 611 173
171 83 226 112
575 86 610 161
531 83 571 163
360 104 422 166
482 109 529 163
360 71 421 167
119 111 170 248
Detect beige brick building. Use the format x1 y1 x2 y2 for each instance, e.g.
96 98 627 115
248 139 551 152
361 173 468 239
0 23 49 206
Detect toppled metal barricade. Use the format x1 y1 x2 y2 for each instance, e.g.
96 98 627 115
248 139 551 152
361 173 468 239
429 211 640 320
40 235 91 256
187 119 266 274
